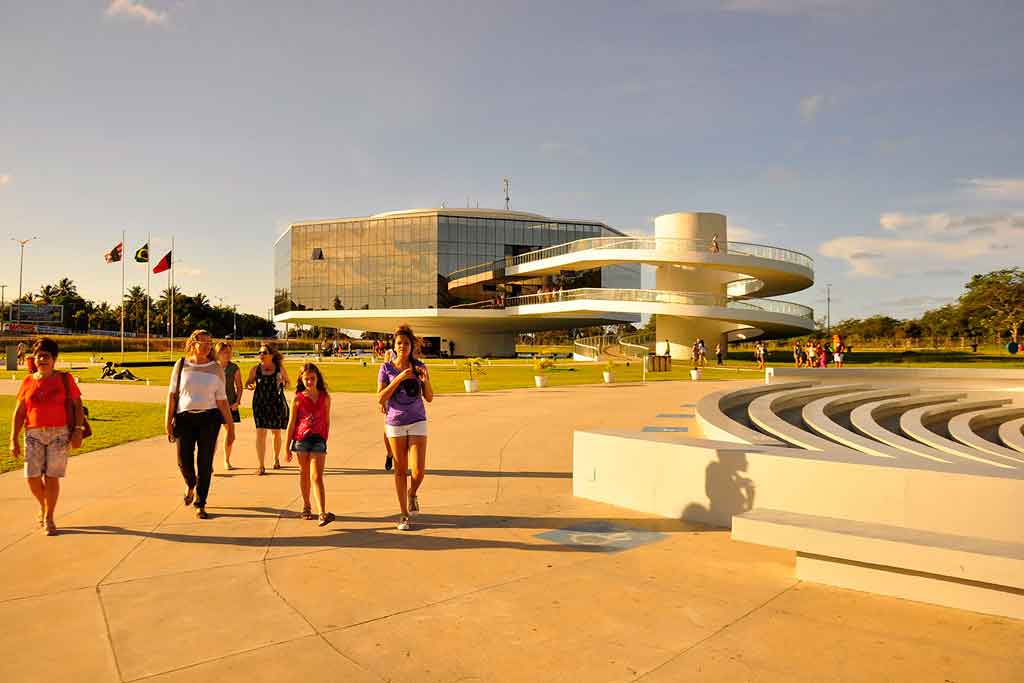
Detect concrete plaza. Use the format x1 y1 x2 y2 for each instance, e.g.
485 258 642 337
1 379 1021 682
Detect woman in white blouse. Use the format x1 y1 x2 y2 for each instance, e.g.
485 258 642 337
165 330 236 519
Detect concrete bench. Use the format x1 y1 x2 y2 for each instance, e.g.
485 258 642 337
899 399 1020 469
848 393 967 465
732 508 1024 620
747 384 872 451
695 381 815 446
801 388 916 460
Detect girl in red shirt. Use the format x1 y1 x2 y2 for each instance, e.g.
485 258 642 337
285 363 334 526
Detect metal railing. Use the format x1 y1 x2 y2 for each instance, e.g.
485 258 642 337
618 331 654 359
504 287 814 320
502 236 815 270
446 236 814 283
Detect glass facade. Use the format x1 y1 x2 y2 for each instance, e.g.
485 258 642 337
274 210 640 315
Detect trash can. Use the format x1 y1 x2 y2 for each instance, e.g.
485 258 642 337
5 345 17 372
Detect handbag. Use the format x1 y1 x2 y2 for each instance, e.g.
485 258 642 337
170 358 184 437
61 372 92 439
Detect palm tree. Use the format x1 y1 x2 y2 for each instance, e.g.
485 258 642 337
56 278 78 298
37 284 58 304
123 285 149 333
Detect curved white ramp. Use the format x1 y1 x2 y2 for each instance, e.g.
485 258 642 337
801 388 916 459
848 394 967 464
999 416 1024 454
947 407 1024 462
695 381 816 445
747 384 873 451
899 400 1022 469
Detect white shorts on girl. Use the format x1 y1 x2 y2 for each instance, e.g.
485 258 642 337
385 421 428 438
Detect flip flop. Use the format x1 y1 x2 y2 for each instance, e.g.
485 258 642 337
318 512 335 527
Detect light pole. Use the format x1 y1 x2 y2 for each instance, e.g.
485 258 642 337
12 237 38 326
0 284 6 327
215 296 238 339
826 283 832 338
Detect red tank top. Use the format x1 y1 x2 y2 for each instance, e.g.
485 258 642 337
294 391 329 440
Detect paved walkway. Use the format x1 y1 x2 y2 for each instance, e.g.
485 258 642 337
1 381 1021 682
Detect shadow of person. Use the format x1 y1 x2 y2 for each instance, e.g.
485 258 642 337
682 449 755 529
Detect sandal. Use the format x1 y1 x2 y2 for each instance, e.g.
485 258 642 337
44 519 57 536
224 461 234 471
301 505 315 520
184 490 195 506
37 509 45 528
196 507 209 519
273 459 282 470
257 466 265 476
318 511 335 527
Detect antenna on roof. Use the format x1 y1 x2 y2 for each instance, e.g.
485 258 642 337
503 178 511 210
466 196 470 208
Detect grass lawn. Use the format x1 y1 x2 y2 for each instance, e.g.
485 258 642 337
0 396 252 475
57 356 760 392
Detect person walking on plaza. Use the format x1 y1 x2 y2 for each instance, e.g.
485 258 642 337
284 363 335 526
246 344 290 475
377 324 434 531
166 330 235 519
715 342 723 365
215 341 244 471
9 337 85 535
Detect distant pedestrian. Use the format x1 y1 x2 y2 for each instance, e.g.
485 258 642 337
710 233 720 253
16 342 26 367
715 342 723 365
215 341 243 471
166 330 235 519
9 337 85 535
246 343 290 475
834 342 845 368
377 325 434 531
285 363 334 526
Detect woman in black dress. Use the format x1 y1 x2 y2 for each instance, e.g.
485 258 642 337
245 344 289 475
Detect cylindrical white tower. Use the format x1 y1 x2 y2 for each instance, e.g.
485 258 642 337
654 212 731 360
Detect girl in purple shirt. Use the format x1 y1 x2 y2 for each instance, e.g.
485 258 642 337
376 324 434 531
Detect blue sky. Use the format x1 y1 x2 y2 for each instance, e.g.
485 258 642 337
1 1 1022 323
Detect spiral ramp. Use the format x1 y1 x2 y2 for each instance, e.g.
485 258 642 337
448 212 815 358
691 379 1024 618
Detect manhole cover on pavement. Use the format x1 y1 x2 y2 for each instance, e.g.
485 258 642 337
535 521 666 552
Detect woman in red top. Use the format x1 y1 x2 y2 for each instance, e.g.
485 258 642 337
9 337 85 536
285 363 334 526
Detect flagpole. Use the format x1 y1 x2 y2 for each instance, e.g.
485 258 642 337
120 229 125 363
146 232 151 359
170 236 175 357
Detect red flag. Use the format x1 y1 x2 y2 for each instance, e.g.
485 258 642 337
104 242 123 263
153 250 172 274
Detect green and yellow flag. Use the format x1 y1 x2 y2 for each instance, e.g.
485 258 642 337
135 243 149 263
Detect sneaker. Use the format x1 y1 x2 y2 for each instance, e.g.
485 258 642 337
409 494 419 514
385 454 393 471
396 515 411 531
196 507 209 519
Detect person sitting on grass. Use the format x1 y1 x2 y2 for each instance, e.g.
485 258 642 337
9 337 86 536
284 363 334 526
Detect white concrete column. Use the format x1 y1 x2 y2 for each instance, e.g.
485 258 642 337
654 212 731 360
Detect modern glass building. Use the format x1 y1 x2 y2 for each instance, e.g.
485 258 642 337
275 208 638 316
273 208 815 358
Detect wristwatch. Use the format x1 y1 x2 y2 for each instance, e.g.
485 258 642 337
74 425 85 431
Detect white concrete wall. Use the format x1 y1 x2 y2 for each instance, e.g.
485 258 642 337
572 430 1024 544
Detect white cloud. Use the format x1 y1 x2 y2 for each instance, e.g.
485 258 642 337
0 174 10 186
799 94 835 122
727 224 763 242
821 211 1024 277
720 0 861 14
105 1 168 26
962 177 1024 201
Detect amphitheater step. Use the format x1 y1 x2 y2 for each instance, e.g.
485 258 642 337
732 508 1024 619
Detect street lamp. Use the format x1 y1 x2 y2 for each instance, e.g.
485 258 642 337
826 283 832 338
11 237 38 326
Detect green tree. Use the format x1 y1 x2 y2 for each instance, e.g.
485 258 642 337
959 268 1024 342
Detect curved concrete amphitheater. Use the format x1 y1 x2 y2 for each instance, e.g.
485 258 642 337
449 211 815 359
573 368 1024 619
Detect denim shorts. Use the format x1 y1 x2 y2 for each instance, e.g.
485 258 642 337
291 434 327 453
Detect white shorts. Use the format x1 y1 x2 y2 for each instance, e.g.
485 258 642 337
385 421 428 438
834 353 843 363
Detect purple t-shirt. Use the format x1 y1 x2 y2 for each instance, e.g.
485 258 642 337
378 361 427 426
